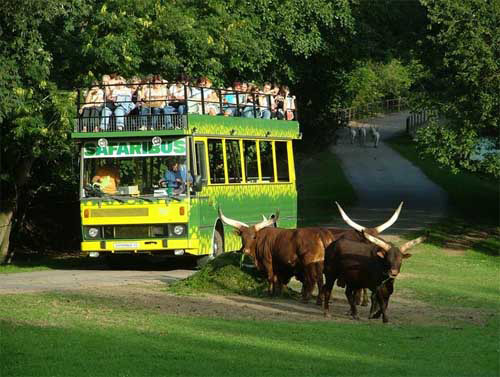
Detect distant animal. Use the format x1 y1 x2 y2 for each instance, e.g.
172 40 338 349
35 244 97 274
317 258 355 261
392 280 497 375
218 209 334 303
369 126 380 148
358 127 367 146
349 127 357 144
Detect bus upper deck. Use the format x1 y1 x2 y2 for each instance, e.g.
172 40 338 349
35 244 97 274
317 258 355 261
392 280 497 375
72 81 301 140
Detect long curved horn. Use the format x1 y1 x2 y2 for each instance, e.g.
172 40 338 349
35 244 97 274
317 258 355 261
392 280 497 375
374 202 404 234
335 202 365 232
400 235 427 253
218 208 249 229
362 231 391 252
254 209 280 231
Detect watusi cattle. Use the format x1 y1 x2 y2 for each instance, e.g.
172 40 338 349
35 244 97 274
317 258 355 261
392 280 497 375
323 201 404 306
218 209 333 303
323 230 426 323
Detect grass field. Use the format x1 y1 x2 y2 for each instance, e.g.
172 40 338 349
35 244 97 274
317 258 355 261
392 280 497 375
1 132 499 376
0 237 498 376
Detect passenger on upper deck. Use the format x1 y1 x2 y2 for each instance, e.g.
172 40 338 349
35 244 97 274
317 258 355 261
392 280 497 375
259 82 275 120
201 78 220 116
80 81 104 132
168 77 187 115
140 75 168 130
101 76 135 131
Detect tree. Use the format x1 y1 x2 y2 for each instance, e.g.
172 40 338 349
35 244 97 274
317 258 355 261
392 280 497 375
413 0 499 177
0 0 75 263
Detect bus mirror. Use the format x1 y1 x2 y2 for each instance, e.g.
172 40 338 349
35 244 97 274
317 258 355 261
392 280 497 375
193 175 203 192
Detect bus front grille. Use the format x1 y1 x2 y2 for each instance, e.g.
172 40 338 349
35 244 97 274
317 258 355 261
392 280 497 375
90 208 149 217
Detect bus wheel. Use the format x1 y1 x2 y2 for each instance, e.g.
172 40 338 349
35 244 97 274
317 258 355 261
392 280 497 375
212 229 224 257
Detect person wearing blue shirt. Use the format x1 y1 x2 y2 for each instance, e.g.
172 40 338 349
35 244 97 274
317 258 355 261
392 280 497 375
163 160 192 194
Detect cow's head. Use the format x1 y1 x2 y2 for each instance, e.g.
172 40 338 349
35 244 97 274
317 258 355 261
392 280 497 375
218 208 279 258
362 231 426 278
335 201 403 235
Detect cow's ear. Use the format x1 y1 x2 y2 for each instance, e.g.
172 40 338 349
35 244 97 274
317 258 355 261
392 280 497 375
402 253 412 259
376 251 385 258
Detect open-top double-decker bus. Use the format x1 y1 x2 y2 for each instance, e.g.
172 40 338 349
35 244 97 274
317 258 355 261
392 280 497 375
71 81 301 262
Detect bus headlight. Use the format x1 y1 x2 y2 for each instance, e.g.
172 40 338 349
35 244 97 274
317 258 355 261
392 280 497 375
88 227 100 238
169 224 186 237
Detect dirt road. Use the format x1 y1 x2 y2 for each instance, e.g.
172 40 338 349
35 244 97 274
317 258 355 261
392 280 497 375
327 111 449 235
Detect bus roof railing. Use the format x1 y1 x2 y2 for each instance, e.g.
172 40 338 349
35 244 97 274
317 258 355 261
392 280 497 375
74 82 298 134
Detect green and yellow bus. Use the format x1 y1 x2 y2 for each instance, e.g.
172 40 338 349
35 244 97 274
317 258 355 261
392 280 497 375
71 82 301 261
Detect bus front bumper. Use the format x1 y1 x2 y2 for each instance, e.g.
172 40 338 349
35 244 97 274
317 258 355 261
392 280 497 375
81 238 201 256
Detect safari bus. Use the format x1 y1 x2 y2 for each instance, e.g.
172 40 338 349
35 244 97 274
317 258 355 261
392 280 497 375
71 79 301 263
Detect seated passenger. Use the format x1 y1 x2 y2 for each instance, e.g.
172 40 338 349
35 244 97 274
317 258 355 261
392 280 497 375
222 82 240 116
92 164 121 195
259 82 275 120
201 78 220 116
283 86 296 120
242 84 259 118
79 81 104 132
101 77 135 131
127 77 143 129
169 79 188 115
237 82 249 116
140 75 169 130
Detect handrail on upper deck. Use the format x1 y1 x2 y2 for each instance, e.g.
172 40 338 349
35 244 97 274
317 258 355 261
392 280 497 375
74 82 298 133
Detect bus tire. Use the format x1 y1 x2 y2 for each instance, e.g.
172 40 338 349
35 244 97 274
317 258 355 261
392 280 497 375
212 229 224 257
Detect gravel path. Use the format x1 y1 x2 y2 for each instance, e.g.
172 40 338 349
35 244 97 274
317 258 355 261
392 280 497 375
0 269 195 294
326 111 449 236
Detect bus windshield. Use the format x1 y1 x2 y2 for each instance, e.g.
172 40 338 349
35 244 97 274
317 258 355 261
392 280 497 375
81 138 190 198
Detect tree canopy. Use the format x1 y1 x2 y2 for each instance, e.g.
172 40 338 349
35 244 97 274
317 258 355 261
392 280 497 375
0 0 497 261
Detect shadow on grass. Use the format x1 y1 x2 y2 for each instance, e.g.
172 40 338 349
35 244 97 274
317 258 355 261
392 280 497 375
427 219 500 256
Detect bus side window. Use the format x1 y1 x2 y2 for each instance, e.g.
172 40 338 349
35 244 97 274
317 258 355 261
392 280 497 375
243 140 258 183
259 141 274 182
195 141 208 185
208 139 225 184
275 141 290 182
226 139 242 183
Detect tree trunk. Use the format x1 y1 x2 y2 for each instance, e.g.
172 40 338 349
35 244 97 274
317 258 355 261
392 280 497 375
0 158 34 264
0 209 13 264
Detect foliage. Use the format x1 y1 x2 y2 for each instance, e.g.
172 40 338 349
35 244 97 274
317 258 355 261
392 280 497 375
413 0 500 177
344 59 414 108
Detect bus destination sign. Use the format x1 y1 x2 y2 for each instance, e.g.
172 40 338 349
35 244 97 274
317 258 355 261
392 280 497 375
83 138 187 158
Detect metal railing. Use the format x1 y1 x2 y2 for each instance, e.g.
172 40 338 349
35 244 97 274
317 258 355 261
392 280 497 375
332 98 407 127
74 82 297 133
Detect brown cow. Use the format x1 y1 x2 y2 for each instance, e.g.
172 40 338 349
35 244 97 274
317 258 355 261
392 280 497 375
218 209 333 303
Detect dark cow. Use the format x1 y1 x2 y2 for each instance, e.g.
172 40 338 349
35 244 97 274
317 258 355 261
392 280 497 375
218 209 333 303
323 230 426 323
322 201 404 306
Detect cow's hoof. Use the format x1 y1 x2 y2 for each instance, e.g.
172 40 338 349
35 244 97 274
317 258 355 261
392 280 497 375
324 312 331 318
383 317 389 323
351 315 360 321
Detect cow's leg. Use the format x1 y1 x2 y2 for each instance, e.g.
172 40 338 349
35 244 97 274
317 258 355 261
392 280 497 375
323 274 335 318
301 264 315 303
354 289 362 305
315 262 324 306
369 290 381 319
375 287 389 323
346 286 359 320
361 288 369 306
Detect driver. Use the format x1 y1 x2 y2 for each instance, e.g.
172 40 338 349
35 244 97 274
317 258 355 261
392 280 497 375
92 164 120 195
162 160 192 194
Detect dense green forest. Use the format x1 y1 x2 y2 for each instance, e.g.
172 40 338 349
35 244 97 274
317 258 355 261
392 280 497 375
0 0 498 262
